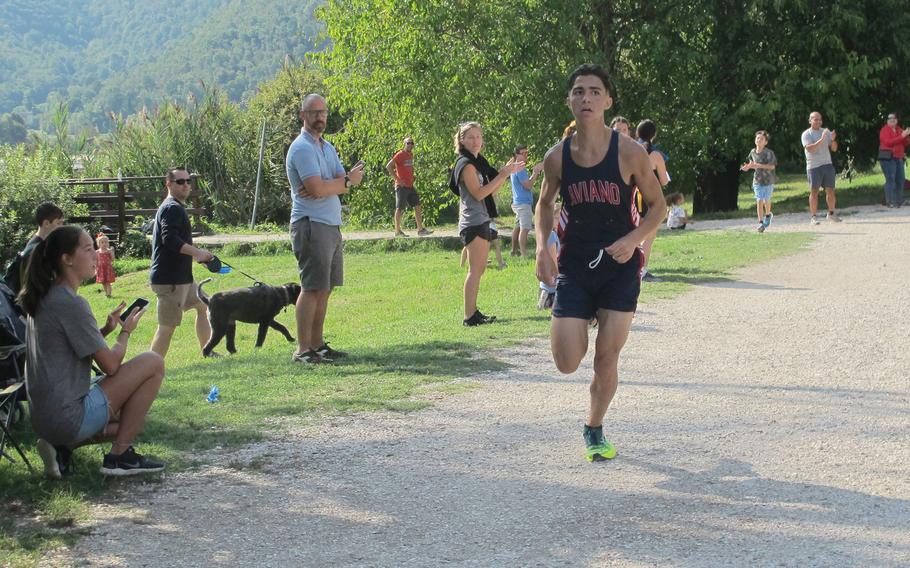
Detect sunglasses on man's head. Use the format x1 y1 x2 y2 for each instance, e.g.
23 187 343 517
173 178 191 185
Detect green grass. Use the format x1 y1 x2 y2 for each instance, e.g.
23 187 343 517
0 229 813 565
680 168 887 221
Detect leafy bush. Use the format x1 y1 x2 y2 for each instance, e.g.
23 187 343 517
0 144 78 264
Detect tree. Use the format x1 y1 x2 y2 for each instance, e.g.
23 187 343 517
0 113 28 145
319 0 910 215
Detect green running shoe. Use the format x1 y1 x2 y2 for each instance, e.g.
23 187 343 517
583 424 617 462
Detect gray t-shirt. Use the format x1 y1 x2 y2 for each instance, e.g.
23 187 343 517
801 128 833 170
26 285 107 445
748 148 777 186
456 161 491 230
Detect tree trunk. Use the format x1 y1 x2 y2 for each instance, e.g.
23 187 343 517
693 159 741 213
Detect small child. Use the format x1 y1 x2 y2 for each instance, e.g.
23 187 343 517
665 192 690 230
95 233 116 297
741 130 777 233
537 203 561 310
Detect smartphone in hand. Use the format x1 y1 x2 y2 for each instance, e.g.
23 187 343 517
352 159 366 170
120 298 149 322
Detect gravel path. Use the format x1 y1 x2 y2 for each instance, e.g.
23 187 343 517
60 207 910 567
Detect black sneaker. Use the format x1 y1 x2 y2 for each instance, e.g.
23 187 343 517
476 310 497 324
292 349 332 364
57 445 74 476
463 310 496 326
316 343 347 359
99 446 165 476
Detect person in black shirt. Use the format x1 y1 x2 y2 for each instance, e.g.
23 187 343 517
149 168 214 357
3 202 64 297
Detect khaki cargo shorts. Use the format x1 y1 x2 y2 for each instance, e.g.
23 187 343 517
150 282 205 327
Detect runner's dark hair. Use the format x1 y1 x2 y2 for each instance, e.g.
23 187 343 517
566 63 613 97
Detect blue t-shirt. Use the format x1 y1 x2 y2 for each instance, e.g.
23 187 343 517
510 169 533 205
286 129 346 226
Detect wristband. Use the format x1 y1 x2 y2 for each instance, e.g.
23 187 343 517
344 174 351 188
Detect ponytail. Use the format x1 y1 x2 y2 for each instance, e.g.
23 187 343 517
17 225 84 317
636 119 657 154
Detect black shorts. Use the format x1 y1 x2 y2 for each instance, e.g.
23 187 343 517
395 186 420 209
552 247 643 318
460 222 492 246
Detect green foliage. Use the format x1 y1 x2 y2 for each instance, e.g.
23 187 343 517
116 229 152 259
319 0 910 214
0 0 323 134
0 113 28 145
0 144 79 263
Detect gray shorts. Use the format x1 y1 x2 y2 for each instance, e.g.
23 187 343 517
290 218 343 290
807 163 836 190
395 186 420 209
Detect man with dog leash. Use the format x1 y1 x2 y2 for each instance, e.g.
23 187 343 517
149 167 215 358
287 93 366 364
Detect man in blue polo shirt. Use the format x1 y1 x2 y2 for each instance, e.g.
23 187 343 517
286 93 365 364
509 144 543 257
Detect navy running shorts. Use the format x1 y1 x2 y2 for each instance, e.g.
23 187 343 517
552 247 643 318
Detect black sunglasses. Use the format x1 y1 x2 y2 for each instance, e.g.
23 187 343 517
173 178 191 185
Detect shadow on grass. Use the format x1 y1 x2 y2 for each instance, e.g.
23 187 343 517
649 268 732 285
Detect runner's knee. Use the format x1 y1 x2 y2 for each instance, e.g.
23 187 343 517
553 349 584 374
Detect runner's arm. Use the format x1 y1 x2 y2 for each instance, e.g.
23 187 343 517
605 143 666 263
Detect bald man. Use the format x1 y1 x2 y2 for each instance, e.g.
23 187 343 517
286 94 365 363
801 112 841 224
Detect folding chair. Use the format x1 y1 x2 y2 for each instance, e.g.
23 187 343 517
0 316 33 472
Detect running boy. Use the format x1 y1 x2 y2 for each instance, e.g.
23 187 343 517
741 130 777 232
535 64 666 462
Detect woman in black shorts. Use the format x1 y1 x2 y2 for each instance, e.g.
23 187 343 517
452 121 522 326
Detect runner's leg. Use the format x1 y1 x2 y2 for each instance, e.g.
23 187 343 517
587 309 635 427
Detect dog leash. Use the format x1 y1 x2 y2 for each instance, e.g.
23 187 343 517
218 258 265 286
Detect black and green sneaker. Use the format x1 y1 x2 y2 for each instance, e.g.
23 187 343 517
583 424 617 462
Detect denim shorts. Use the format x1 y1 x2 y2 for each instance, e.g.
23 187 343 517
753 184 774 201
74 382 110 444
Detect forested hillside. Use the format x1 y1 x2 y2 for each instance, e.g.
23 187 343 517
0 0 322 138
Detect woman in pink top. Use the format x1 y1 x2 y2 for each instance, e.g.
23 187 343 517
879 112 910 207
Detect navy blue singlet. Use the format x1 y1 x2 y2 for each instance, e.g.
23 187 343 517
558 130 639 255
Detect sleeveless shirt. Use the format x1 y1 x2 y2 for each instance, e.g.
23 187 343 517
558 130 639 255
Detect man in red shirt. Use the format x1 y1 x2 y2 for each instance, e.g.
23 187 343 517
386 137 432 236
